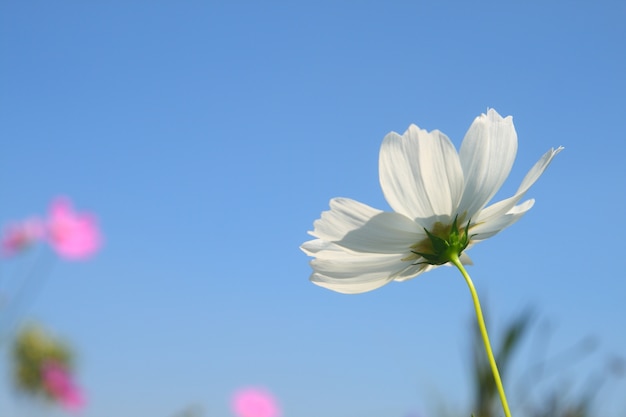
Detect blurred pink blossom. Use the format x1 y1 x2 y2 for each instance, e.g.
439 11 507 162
42 361 85 411
231 387 281 417
1 218 44 257
46 197 101 260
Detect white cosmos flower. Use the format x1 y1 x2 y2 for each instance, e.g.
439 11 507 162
301 109 563 294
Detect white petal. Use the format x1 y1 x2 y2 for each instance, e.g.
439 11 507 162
471 199 535 241
336 211 425 254
310 257 430 294
306 241 418 294
458 109 518 219
303 233 435 293
311 272 396 294
311 249 406 279
300 238 336 257
518 146 565 192
310 198 382 242
392 264 436 281
459 252 474 265
379 125 464 222
307 197 423 254
302 198 432 293
476 146 563 224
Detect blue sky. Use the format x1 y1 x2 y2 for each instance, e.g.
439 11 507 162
1 1 625 416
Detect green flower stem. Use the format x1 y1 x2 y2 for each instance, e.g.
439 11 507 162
449 253 512 417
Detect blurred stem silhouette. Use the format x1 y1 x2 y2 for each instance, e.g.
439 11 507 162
170 405 205 417
0 248 56 338
467 308 624 417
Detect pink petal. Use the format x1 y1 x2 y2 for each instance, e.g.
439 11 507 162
47 197 102 260
42 362 86 412
58 387 86 411
1 218 44 257
231 387 281 417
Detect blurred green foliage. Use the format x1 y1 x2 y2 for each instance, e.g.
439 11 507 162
467 310 623 417
471 310 532 417
12 324 73 399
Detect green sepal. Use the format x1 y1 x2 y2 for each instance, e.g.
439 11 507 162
424 227 450 254
411 215 472 266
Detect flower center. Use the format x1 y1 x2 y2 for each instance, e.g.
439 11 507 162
402 216 472 266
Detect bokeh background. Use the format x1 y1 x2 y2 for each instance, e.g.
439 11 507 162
1 1 624 416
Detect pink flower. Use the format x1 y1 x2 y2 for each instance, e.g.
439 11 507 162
231 387 281 417
41 361 85 411
1 218 44 257
46 197 101 260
